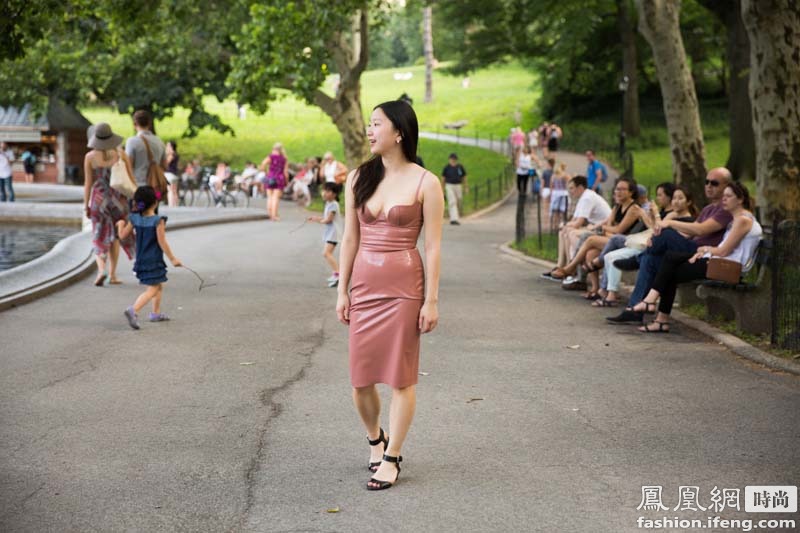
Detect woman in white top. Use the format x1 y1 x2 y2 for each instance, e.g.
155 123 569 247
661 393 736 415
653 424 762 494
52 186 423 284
633 181 762 333
322 151 348 184
515 146 533 193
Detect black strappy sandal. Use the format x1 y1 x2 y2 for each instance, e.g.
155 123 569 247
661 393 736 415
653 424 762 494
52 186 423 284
632 301 657 314
639 320 670 333
367 428 388 473
367 454 402 491
592 298 617 308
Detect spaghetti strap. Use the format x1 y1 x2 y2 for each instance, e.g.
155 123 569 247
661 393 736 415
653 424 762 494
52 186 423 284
415 169 427 200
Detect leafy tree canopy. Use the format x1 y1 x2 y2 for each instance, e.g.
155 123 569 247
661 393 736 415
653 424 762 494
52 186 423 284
0 0 243 136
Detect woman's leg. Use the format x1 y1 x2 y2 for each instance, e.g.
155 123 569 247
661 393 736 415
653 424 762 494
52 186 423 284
265 189 272 215
604 247 640 300
323 243 338 272
273 190 282 220
564 235 607 273
168 182 178 207
94 254 107 282
353 385 383 466
369 384 416 486
516 174 528 194
108 240 120 282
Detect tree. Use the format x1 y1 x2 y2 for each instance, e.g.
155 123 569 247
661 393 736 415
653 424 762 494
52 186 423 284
740 0 800 222
636 0 707 202
229 1 374 168
697 0 755 182
423 4 434 103
0 1 242 137
616 0 641 136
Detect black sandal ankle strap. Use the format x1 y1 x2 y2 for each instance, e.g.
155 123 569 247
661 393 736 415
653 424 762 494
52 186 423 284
382 454 402 463
367 428 385 446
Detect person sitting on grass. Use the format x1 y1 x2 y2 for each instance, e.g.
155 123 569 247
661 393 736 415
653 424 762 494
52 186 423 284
633 181 761 333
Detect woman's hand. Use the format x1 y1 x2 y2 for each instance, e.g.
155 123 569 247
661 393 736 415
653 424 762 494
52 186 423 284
170 256 183 267
336 292 350 325
688 251 703 264
418 301 439 333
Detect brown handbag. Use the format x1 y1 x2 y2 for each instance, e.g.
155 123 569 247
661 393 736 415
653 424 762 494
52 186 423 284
139 134 169 199
706 257 742 284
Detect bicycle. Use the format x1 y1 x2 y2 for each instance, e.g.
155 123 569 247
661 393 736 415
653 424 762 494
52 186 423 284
193 167 238 207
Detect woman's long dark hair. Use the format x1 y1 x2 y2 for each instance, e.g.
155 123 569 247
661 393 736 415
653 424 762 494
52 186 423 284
353 100 419 208
674 184 700 217
726 180 752 211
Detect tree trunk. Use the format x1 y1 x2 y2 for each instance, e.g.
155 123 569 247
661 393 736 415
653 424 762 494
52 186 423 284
617 0 640 137
423 5 434 103
314 8 371 169
741 0 800 222
636 0 707 203
699 0 756 182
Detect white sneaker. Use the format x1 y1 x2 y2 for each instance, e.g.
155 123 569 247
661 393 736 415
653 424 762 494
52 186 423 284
326 274 339 283
327 278 339 288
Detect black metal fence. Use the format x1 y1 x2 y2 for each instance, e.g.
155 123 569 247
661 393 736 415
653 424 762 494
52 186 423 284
466 164 514 215
770 219 800 352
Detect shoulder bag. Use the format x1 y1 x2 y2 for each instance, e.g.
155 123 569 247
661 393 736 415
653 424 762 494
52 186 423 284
109 149 137 198
706 257 742 284
139 134 169 199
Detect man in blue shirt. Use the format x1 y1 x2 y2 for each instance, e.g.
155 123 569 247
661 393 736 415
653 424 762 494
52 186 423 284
585 150 605 195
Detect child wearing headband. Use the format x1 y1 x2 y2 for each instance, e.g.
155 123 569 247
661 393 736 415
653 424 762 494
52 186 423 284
116 186 182 329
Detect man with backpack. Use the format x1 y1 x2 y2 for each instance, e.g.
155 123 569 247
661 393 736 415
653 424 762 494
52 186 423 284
125 110 165 187
586 149 608 196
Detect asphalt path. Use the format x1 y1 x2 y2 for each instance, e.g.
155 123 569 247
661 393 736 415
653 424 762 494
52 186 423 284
1 197 798 533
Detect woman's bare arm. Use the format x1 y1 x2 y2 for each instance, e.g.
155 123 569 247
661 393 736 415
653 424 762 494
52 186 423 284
83 153 95 217
420 172 444 318
337 170 361 297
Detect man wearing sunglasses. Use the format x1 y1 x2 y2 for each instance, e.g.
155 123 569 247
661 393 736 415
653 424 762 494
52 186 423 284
607 167 733 324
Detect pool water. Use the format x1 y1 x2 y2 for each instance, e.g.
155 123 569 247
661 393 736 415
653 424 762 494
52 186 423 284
0 223 81 271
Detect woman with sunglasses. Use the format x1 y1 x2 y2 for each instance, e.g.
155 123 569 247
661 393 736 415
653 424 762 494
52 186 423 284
633 181 761 332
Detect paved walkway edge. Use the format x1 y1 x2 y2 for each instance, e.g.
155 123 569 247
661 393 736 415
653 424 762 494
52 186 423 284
0 214 268 312
498 241 800 376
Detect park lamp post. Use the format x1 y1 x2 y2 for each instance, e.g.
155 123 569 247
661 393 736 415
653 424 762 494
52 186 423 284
618 75 629 160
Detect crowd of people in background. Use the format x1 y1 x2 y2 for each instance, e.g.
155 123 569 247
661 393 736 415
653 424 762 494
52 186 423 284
537 164 762 334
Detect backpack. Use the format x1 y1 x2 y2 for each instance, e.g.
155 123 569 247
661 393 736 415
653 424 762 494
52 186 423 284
599 162 608 183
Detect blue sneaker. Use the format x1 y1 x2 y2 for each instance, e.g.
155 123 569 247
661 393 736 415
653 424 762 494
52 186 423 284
149 313 170 322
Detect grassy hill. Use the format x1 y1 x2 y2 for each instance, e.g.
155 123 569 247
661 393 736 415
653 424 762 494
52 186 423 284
82 61 732 193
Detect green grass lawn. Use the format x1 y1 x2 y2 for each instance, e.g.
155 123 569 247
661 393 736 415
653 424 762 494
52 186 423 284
510 233 559 263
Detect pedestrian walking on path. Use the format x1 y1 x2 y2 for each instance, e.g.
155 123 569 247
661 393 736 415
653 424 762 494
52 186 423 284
117 186 182 330
441 152 467 225
336 100 444 490
259 142 288 221
84 123 136 286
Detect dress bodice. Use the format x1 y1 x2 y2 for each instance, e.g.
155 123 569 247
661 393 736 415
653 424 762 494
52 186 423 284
357 201 424 252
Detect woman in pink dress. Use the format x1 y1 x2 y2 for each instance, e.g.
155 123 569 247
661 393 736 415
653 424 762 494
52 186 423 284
336 101 444 490
259 142 288 221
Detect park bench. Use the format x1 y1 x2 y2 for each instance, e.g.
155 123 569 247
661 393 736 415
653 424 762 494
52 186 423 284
443 120 469 130
694 237 772 335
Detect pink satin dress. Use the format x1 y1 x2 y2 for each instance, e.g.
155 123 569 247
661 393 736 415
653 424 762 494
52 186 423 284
349 170 427 389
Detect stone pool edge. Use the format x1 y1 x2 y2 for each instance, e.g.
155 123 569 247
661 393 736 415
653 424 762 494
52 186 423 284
0 211 268 312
